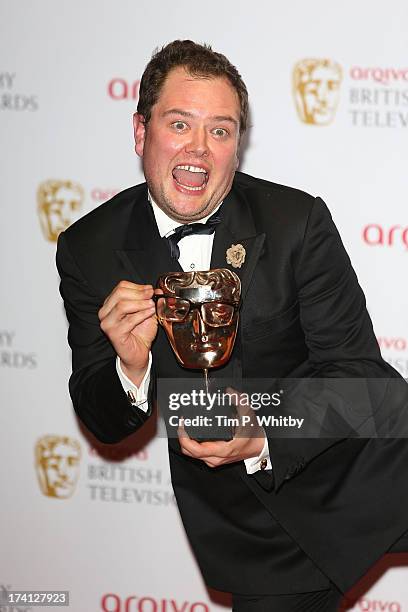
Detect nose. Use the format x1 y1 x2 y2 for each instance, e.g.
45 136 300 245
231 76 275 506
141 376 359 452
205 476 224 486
58 458 68 476
192 309 209 342
316 80 329 104
185 127 208 157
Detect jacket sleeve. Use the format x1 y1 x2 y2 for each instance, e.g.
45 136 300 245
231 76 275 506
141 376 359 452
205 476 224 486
56 231 154 444
257 196 406 491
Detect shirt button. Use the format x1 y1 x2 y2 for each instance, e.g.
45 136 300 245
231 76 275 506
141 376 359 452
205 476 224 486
260 458 268 471
190 263 195 269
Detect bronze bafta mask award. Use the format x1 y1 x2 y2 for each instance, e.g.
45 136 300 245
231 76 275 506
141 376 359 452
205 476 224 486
155 269 241 392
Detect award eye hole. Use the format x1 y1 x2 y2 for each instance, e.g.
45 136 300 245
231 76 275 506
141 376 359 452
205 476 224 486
173 306 189 319
160 298 190 321
203 303 234 325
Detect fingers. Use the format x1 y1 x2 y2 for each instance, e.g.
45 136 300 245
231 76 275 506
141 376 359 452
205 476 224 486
100 300 155 333
177 413 265 468
99 281 154 321
178 424 234 463
102 298 154 323
98 281 159 365
104 281 153 306
102 308 156 337
178 436 226 468
180 437 264 468
181 440 235 468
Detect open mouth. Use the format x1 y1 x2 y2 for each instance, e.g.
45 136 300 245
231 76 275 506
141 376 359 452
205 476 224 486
172 165 209 192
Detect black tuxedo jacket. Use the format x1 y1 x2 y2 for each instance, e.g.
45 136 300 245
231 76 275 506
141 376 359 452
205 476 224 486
56 171 408 594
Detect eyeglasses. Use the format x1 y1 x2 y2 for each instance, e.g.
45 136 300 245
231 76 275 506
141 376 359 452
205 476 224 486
153 294 240 327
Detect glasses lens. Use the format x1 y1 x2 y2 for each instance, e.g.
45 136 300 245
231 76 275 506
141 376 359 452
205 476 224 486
202 302 235 326
156 297 190 322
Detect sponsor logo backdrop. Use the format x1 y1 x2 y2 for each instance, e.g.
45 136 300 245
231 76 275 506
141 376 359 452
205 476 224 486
1 0 407 609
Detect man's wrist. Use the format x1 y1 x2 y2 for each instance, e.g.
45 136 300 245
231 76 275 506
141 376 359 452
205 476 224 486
244 435 272 474
120 359 149 388
116 354 152 413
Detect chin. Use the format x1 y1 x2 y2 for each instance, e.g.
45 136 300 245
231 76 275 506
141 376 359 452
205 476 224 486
171 197 209 216
175 352 219 369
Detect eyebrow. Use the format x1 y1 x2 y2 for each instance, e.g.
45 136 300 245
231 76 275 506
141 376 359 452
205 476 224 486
162 108 239 126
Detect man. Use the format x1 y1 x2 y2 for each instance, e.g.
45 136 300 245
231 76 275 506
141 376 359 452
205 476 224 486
57 40 408 611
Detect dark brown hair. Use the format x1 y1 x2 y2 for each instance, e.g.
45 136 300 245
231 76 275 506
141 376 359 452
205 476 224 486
137 40 248 134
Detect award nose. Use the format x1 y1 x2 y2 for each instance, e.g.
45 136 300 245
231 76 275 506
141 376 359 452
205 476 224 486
192 309 209 342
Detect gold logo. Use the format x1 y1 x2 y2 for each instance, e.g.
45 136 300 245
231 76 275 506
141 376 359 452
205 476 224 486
35 435 81 499
37 179 84 241
293 59 342 125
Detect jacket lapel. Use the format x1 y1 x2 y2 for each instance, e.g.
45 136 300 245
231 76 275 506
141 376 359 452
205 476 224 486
116 187 182 287
210 185 266 385
211 186 265 302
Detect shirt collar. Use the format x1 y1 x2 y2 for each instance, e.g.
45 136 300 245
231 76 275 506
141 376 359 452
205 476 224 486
148 191 222 238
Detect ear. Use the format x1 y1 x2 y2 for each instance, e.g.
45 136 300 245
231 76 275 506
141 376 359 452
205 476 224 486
133 113 146 157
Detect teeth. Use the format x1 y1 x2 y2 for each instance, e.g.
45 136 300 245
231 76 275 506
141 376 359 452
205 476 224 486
175 165 208 173
174 180 206 191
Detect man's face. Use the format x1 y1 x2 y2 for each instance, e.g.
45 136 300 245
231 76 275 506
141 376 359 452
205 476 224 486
134 67 241 223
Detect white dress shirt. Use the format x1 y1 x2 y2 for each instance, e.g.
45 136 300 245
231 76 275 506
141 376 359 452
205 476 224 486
116 195 271 473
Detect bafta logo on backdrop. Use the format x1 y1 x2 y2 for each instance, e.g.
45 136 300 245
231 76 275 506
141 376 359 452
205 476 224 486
35 435 81 499
293 59 342 125
37 179 84 241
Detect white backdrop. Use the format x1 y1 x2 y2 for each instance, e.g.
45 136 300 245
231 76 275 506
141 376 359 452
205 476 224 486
1 0 407 610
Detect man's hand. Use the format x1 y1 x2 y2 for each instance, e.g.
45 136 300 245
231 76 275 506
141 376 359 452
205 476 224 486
98 281 158 386
178 390 266 468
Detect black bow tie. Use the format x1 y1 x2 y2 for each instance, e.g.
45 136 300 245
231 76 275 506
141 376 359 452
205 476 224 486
166 212 221 259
